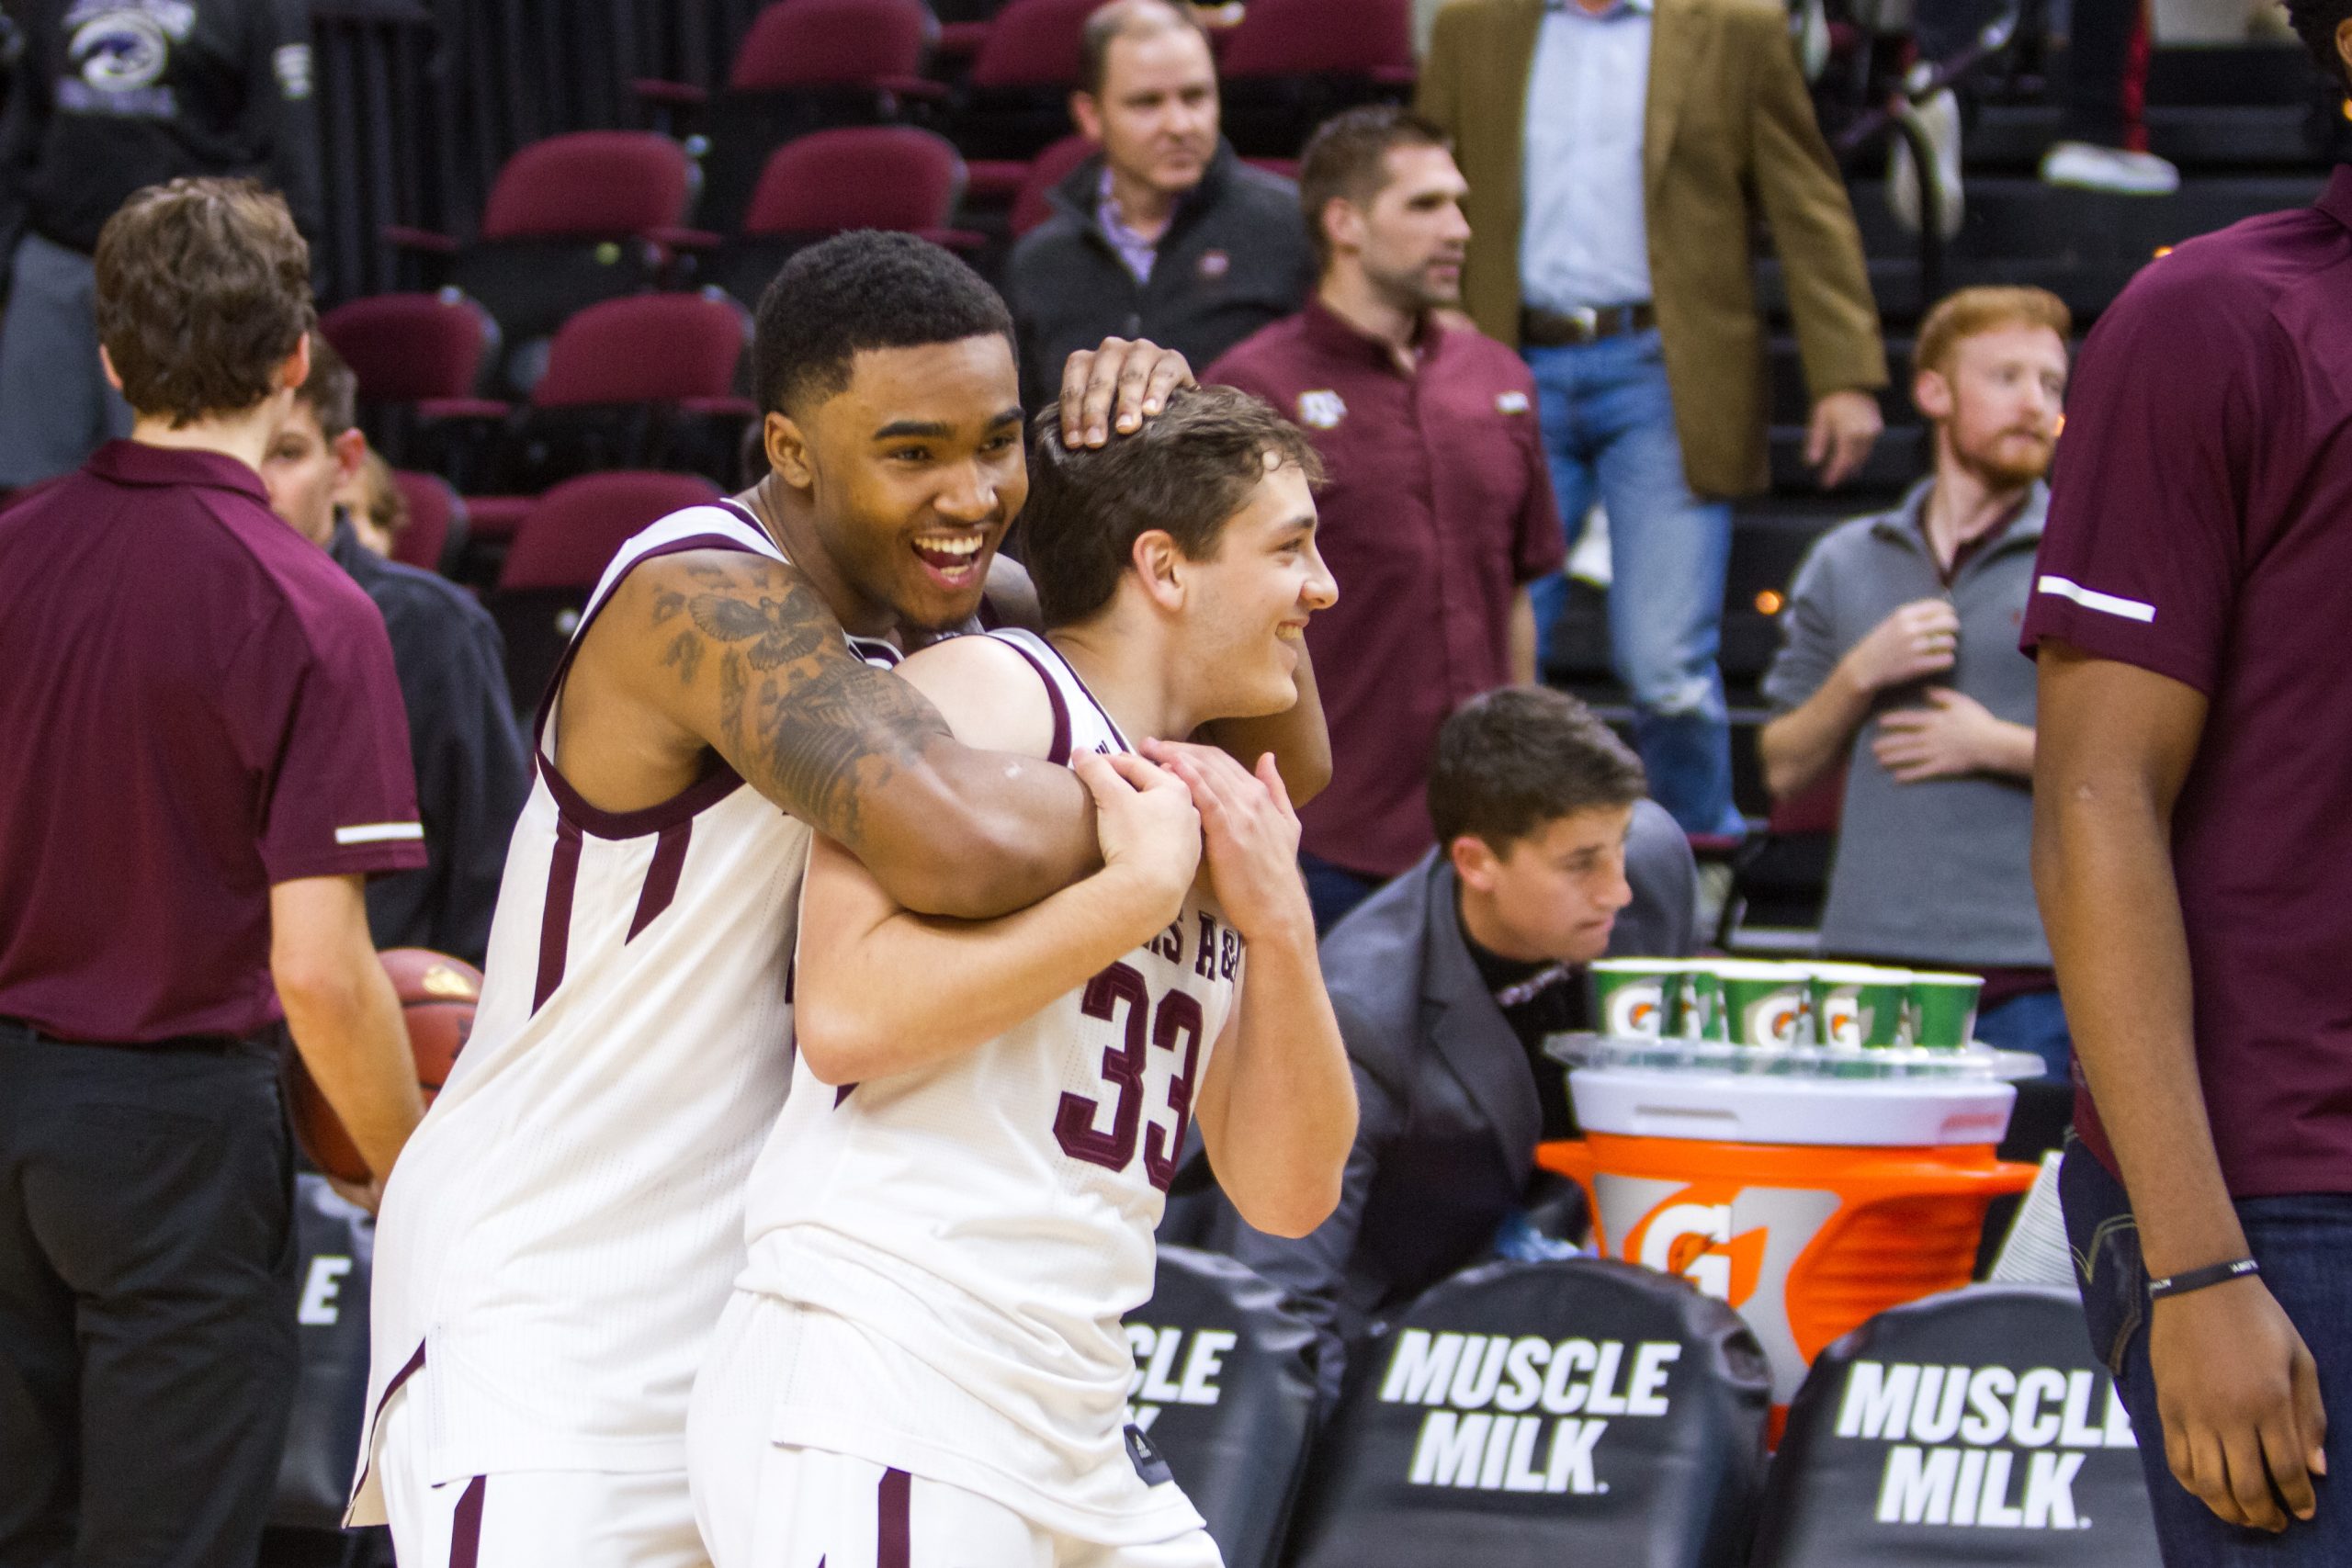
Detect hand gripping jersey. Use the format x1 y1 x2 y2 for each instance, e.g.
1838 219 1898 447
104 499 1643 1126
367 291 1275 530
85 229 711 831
349 502 897 1517
733 628 1245 1546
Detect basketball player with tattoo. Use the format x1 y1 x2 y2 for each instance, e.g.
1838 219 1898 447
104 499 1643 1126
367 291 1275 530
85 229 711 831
689 385 1359 1568
352 235 1320 1568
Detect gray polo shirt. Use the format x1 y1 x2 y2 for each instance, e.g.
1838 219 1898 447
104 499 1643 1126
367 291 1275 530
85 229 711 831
1761 479 2050 967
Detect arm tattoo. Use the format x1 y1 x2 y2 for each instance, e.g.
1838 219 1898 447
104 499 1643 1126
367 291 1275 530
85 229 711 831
673 562 952 847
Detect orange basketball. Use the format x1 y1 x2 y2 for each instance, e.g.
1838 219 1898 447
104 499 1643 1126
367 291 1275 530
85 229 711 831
288 947 482 1183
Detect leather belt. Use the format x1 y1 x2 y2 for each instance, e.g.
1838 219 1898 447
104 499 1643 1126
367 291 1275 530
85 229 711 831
1521 302 1657 347
0 1015 271 1057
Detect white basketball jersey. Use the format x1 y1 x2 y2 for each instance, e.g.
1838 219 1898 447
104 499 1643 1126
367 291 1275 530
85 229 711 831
350 502 898 1517
736 627 1244 1546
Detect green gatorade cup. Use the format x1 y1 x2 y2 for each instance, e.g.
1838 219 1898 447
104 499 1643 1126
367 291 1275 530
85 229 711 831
1806 963 1914 1049
1715 960 1811 1049
1677 964 1727 1043
1907 970 1984 1049
1587 959 1683 1038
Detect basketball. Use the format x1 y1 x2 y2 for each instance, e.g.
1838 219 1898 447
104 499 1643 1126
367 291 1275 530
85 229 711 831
288 948 482 1184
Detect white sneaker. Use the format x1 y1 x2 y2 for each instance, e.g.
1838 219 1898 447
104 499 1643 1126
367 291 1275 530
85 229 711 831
1887 83 1965 240
2039 141 2181 195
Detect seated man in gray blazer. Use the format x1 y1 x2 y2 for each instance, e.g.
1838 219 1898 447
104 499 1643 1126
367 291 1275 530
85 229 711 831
1230 686 1699 1404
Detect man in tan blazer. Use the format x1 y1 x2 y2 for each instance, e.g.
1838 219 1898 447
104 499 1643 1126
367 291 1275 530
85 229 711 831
1419 0 1887 837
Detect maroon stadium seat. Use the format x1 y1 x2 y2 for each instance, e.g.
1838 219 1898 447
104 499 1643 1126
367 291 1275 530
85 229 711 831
387 470 469 578
390 131 711 397
467 290 754 541
318 291 507 473
714 127 983 302
1216 0 1416 157
476 130 701 245
728 0 940 95
491 470 727 715
528 291 752 412
320 290 500 408
1218 0 1415 83
958 0 1101 160
1007 132 1099 238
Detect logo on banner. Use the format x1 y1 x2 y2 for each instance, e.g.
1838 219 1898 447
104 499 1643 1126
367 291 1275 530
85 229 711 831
1837 1359 2138 1530
1376 1329 1683 1495
1125 1323 1238 1432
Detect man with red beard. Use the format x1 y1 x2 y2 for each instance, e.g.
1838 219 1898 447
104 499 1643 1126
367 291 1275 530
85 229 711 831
1758 287 2073 1077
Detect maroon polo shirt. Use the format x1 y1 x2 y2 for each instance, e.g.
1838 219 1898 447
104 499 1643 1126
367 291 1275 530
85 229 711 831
2022 166 2352 1198
0 442 424 1044
1210 301 1564 877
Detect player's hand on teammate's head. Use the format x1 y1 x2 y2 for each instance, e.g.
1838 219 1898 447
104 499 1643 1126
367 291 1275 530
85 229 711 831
1136 739 1312 948
1073 750 1202 914
1059 337 1195 449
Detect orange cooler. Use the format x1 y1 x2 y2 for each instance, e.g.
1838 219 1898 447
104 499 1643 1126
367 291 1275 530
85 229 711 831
1538 1047 2039 1425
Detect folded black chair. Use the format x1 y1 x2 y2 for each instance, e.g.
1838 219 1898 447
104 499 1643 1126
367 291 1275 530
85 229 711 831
1750 1282 2160 1565
1127 1247 1321 1568
1284 1257 1771 1568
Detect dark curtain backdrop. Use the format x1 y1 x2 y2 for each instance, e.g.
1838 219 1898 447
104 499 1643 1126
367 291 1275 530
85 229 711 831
309 0 769 302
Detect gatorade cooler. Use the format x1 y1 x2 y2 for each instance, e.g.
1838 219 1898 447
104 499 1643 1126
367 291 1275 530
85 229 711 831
1537 1035 2040 1437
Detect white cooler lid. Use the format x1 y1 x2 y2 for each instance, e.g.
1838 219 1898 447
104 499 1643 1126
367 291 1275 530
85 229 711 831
1567 1065 2018 1147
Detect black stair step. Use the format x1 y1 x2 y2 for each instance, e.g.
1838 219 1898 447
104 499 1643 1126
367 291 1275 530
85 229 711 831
2144 42 2327 107
1841 173 2325 266
1964 103 2324 173
1770 333 1916 425
1768 420 1925 493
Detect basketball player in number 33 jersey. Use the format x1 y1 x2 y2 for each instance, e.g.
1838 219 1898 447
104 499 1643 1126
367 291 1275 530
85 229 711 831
688 386 1360 1567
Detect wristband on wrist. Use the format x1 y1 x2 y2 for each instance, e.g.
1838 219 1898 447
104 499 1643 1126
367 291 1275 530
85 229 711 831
2147 1258 2260 1302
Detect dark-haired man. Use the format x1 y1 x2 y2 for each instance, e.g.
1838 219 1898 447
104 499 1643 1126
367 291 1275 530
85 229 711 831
1006 0 1313 411
2028 6 2352 1554
352 232 1290 1568
0 179 423 1564
691 385 1353 1568
1227 685 1697 1403
1210 105 1563 931
262 334 530 965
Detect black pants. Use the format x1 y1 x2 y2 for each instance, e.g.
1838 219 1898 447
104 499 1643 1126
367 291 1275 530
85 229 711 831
1917 0 2142 147
0 1026 299 1567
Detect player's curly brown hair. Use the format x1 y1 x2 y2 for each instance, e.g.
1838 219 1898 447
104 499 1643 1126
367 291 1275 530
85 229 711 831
1019 384 1322 628
94 178 314 426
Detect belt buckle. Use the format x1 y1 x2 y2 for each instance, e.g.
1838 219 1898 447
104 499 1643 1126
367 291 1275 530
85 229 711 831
1569 305 1599 343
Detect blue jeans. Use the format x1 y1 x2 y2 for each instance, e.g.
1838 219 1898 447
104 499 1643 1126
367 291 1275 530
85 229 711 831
0 232 132 487
1524 331 1741 837
2063 1140 2352 1564
1300 851 1384 937
1977 988 2075 1081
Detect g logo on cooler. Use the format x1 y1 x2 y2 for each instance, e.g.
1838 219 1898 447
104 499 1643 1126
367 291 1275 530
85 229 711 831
1605 980 1666 1038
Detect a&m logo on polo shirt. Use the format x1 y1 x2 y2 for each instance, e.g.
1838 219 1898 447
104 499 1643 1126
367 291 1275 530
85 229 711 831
1296 390 1347 430
1497 390 1531 415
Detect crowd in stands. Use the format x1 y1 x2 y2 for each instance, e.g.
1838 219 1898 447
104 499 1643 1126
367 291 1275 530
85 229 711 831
6 0 2352 1562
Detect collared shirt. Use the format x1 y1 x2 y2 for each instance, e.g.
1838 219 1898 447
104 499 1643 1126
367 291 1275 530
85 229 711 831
1208 301 1565 877
1096 166 1163 284
330 515 530 965
2022 164 2352 1199
0 443 424 1043
1764 478 2049 970
1521 0 1655 311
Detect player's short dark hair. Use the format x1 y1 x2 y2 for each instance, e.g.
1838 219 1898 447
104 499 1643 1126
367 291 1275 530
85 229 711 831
293 332 358 440
750 231 1014 417
2290 2 2352 86
1080 0 1209 97
1429 686 1647 853
1020 384 1322 628
1297 105 1451 270
94 177 314 426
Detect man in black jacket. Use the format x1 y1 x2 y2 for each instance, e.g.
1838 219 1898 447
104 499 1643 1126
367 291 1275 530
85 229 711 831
1003 0 1312 410
1227 687 1700 1405
261 335 529 965
0 0 322 486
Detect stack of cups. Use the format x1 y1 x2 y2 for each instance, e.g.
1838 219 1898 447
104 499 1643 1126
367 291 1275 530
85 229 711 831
1586 958 1982 1050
